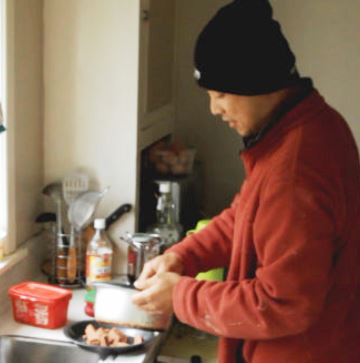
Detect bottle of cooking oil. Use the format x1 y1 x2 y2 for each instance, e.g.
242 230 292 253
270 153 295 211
86 218 113 286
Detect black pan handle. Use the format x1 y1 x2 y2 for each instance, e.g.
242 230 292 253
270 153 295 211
105 203 132 230
191 356 202 363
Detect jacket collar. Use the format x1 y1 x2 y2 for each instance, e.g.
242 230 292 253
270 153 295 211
240 86 327 176
241 78 313 151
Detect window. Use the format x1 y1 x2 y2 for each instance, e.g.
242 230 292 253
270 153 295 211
0 0 6 257
0 101 5 243
0 0 15 258
0 104 6 258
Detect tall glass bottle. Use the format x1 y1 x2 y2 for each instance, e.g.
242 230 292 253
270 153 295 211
148 181 182 249
86 218 113 286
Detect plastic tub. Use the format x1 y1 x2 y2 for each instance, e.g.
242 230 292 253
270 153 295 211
8 281 72 329
187 219 225 281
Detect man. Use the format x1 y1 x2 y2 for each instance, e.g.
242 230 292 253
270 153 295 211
133 1 360 362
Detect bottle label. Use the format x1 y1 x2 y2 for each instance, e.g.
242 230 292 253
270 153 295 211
86 254 112 283
127 247 137 279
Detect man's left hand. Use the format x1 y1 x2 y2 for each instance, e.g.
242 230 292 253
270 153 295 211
132 272 181 315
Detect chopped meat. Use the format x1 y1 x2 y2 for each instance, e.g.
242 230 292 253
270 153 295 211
88 339 100 345
108 327 127 345
83 323 96 339
133 335 144 345
83 324 100 344
100 334 108 347
82 323 144 347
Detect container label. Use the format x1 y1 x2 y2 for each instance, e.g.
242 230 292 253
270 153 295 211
34 303 49 325
15 299 28 315
86 254 112 282
13 299 49 326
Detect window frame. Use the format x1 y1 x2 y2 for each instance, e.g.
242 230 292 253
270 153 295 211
0 0 16 256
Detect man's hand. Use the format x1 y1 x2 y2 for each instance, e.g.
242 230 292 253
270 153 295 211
132 272 181 315
134 252 184 286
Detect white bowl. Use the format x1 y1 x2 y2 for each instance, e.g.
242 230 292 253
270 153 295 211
93 283 171 330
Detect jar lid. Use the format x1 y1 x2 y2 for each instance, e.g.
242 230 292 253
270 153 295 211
8 281 72 303
124 233 162 246
158 181 171 193
94 218 105 229
84 288 96 303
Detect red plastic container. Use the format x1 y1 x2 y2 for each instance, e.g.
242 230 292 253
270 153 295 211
8 281 72 329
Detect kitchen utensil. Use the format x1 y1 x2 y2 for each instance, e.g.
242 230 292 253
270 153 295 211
36 212 57 282
62 172 89 207
63 173 89 283
42 183 69 283
105 203 132 230
56 232 70 284
82 203 132 247
64 319 161 358
121 233 163 282
67 188 109 283
35 212 57 224
42 182 63 236
93 282 171 330
66 234 78 284
68 187 110 232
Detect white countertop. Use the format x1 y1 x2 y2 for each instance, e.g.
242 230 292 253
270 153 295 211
0 288 149 362
0 286 218 363
0 289 87 340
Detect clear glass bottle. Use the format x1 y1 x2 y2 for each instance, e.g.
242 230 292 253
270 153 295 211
86 218 113 286
147 181 182 249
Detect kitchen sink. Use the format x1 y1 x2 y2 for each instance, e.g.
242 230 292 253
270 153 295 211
0 335 99 363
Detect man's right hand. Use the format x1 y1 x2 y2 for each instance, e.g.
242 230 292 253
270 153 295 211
134 252 184 288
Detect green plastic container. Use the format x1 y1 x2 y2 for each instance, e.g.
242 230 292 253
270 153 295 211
187 219 224 282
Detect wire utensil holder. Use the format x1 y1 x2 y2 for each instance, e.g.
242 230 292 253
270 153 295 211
50 231 85 288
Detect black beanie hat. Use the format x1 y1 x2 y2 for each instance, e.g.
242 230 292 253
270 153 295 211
194 0 299 95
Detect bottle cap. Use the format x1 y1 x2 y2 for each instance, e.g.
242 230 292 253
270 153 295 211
94 218 105 229
159 181 171 194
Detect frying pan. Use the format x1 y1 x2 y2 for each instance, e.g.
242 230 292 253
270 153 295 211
64 319 161 358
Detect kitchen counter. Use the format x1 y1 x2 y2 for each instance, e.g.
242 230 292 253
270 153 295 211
0 287 218 362
0 288 162 362
0 289 88 341
158 322 218 363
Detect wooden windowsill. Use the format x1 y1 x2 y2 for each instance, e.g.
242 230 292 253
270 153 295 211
0 247 28 276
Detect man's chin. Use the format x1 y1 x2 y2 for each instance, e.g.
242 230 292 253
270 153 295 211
233 127 247 137
226 122 246 136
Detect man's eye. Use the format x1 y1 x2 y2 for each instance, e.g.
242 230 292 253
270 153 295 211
208 91 225 100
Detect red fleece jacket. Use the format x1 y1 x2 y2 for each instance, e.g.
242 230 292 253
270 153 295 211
167 91 360 363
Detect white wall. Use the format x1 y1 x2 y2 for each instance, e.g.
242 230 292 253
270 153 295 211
11 0 360 270
174 0 245 217
8 0 43 250
270 0 360 147
43 0 141 273
174 0 360 217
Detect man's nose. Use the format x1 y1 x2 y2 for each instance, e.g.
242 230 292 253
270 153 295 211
209 98 220 115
